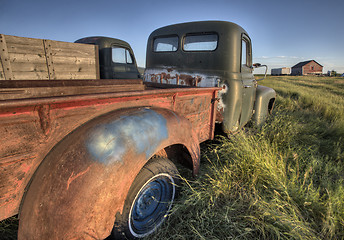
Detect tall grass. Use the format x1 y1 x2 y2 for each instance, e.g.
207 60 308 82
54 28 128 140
147 76 344 240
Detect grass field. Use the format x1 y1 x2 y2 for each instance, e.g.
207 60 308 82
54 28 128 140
1 76 343 239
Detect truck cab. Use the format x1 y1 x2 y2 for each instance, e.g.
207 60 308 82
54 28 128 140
75 36 141 79
144 21 276 133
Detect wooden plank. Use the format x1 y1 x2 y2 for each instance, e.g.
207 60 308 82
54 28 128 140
50 46 96 57
0 79 143 88
8 52 47 63
53 72 98 80
49 41 96 56
0 84 145 100
10 62 48 73
0 34 14 80
6 43 45 55
52 63 97 72
11 71 49 80
4 35 44 46
52 56 96 65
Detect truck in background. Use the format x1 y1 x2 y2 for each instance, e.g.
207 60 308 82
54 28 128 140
75 36 141 80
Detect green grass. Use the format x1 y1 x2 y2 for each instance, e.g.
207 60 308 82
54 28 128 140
1 76 343 239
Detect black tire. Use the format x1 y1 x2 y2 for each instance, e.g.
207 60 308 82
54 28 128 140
112 157 180 239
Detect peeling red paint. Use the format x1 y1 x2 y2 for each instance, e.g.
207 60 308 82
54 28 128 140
66 166 91 190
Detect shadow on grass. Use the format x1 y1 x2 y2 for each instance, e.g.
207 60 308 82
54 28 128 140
0 215 18 240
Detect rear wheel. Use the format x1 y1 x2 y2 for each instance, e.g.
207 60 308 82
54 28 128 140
112 157 179 239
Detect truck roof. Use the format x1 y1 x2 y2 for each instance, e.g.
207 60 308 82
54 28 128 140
146 21 250 74
149 21 247 38
75 36 133 50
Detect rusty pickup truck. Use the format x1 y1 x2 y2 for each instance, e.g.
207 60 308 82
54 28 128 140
0 34 219 239
0 20 275 240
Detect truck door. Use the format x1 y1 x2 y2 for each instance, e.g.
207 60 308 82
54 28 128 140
112 46 139 79
240 34 256 126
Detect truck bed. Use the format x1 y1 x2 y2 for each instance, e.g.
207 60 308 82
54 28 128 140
0 80 219 220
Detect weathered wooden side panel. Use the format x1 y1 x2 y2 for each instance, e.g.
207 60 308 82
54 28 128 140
0 34 98 80
0 87 218 221
0 79 145 100
48 40 98 80
3 35 49 80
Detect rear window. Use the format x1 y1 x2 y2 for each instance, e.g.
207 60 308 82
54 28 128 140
183 34 218 51
153 36 178 52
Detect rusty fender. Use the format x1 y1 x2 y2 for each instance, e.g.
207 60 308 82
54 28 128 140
18 107 200 240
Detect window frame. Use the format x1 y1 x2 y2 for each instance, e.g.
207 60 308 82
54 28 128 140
241 34 252 72
182 32 219 52
152 35 179 53
112 46 134 64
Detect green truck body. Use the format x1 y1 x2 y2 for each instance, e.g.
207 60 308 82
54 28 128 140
144 21 276 132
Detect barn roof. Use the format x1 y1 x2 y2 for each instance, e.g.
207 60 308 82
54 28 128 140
292 60 323 68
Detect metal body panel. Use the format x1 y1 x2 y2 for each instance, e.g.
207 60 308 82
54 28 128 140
252 85 276 126
18 107 200 239
0 85 219 222
146 21 246 74
240 73 256 128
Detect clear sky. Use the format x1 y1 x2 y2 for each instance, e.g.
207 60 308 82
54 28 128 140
1 0 343 74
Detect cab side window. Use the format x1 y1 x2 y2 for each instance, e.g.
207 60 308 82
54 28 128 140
241 35 252 72
112 47 133 64
241 39 247 66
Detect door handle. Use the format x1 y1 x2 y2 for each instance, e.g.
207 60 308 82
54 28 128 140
244 85 252 88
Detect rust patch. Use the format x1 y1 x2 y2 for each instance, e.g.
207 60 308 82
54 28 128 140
36 105 51 136
146 70 205 87
216 107 224 122
179 74 203 86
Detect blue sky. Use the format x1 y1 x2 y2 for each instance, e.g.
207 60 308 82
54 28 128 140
1 0 343 73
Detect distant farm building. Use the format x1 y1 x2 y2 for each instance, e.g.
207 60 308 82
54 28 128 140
271 67 291 76
291 60 323 75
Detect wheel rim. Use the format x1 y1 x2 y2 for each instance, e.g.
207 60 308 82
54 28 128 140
128 173 175 238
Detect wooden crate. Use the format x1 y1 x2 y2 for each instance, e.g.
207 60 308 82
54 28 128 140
0 34 99 80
